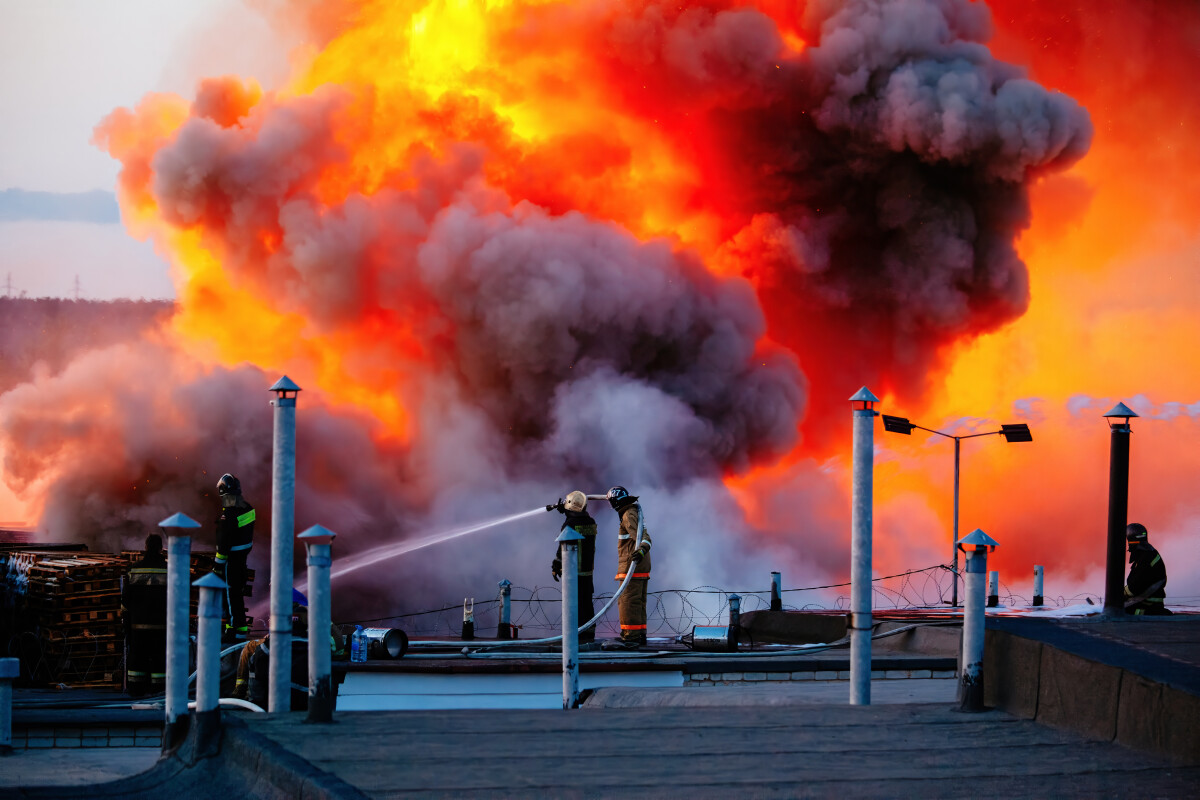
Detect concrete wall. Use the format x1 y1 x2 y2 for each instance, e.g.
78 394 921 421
985 628 1200 765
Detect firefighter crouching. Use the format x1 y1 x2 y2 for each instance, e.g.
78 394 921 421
549 490 598 644
233 595 346 709
123 533 168 697
215 472 255 642
608 486 652 648
1125 522 1172 615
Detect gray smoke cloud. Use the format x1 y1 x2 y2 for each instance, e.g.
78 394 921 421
592 0 1092 439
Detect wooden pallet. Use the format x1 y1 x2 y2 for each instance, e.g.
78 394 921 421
25 590 122 611
47 607 121 625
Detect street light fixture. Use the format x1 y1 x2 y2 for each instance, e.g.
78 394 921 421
880 414 1033 607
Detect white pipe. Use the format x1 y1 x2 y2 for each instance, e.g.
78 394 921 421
269 379 299 714
959 548 988 711
165 533 191 736
560 531 582 709
498 580 512 639
304 537 334 722
987 570 999 607
189 698 265 713
1033 565 1044 606
770 572 782 610
194 576 225 714
849 391 876 706
0 658 15 753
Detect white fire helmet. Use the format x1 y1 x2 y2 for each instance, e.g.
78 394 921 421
564 491 587 513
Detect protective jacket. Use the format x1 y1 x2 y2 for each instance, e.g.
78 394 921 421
552 509 598 643
553 509 597 578
1125 541 1170 615
614 504 652 643
123 550 168 694
216 498 255 637
615 505 652 580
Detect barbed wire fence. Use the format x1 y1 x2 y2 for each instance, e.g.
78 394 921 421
340 563 1107 639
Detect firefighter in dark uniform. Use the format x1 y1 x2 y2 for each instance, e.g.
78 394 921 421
122 533 168 697
1125 522 1171 615
234 595 345 709
215 473 255 641
607 486 652 648
549 490 598 644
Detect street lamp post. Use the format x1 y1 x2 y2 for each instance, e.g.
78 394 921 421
1102 402 1138 617
881 415 1032 607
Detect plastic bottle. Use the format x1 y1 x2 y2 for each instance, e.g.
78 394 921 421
351 625 367 663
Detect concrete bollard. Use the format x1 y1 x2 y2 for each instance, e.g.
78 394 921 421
770 571 783 611
956 529 999 712
987 570 999 608
1033 565 1044 607
159 512 200 751
849 387 879 706
0 657 17 755
728 594 741 652
558 527 584 709
268 376 302 714
498 579 513 640
299 525 337 723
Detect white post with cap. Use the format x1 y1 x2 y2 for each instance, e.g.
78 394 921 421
159 512 200 749
849 387 879 706
558 526 584 709
193 572 227 715
299 525 336 722
957 528 999 712
268 375 301 714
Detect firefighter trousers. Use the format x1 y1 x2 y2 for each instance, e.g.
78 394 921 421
221 553 249 634
618 578 648 643
577 576 595 643
126 624 166 697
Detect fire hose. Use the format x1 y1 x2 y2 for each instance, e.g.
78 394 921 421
453 496 647 653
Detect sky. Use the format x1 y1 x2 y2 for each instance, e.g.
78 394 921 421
0 0 290 299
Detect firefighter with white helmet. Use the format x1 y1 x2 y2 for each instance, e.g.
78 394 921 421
548 490 598 643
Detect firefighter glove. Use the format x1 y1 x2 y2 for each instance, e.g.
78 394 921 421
552 559 562 582
630 550 644 564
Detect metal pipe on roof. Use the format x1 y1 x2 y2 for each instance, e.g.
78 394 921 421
558 527 583 709
268 376 301 714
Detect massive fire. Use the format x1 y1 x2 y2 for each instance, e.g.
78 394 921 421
2 0 1197 609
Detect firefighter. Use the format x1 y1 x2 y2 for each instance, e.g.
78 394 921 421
549 490 598 644
607 486 652 648
233 593 345 709
1125 522 1172 615
215 473 255 642
122 533 168 697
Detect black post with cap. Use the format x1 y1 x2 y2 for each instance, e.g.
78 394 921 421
1102 402 1138 617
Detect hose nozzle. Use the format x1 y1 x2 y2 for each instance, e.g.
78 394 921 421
546 498 564 513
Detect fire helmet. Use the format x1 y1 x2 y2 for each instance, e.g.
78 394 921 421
1126 522 1148 543
607 486 638 511
564 491 587 513
216 473 241 496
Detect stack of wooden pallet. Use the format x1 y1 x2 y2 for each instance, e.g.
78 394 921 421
1 551 126 688
123 549 257 624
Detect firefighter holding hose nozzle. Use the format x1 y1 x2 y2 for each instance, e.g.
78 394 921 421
547 491 597 643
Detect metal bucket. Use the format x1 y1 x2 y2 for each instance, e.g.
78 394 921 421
363 628 409 659
691 625 731 652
